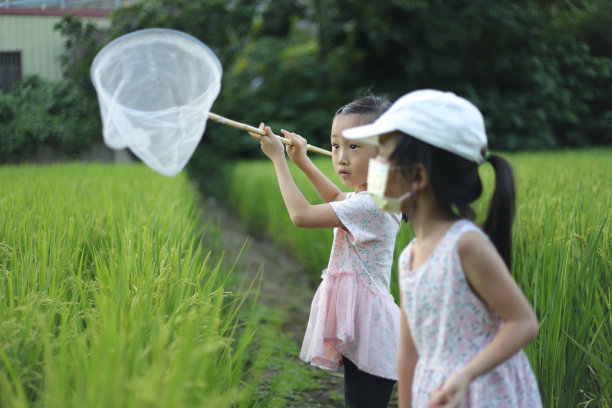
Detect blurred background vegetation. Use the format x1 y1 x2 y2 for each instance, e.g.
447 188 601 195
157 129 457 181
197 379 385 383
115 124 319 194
1 0 611 196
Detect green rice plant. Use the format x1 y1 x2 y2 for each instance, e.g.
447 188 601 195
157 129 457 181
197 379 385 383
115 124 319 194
228 148 611 407
506 150 611 407
0 163 259 408
229 160 333 285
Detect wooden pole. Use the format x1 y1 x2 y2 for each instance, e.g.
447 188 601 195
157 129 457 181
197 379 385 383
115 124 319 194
208 112 332 157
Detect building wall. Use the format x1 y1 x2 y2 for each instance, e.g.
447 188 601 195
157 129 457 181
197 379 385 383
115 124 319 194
0 13 110 82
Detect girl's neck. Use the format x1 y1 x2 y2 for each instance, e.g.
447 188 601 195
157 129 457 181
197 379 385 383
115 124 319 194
407 205 457 270
409 196 457 243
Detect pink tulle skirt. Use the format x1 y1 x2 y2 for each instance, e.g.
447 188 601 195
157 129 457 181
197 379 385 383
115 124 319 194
299 271 400 380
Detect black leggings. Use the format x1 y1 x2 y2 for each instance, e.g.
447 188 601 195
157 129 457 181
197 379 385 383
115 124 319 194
342 356 396 408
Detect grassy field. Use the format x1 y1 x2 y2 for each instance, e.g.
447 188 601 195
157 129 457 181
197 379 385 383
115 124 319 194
0 164 274 408
228 148 612 407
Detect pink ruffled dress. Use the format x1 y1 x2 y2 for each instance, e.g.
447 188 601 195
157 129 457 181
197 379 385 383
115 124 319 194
299 191 401 380
399 220 542 407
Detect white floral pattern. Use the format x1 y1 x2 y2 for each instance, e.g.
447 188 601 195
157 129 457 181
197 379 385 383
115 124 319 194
300 191 401 380
399 220 542 407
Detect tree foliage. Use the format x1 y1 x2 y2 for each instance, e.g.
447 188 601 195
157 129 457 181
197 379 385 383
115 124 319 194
0 76 100 162
1 0 610 180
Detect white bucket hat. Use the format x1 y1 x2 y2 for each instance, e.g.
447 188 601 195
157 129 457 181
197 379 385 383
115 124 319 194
342 89 488 164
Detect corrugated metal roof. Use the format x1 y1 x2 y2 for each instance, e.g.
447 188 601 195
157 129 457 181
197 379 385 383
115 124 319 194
0 0 123 14
0 7 112 16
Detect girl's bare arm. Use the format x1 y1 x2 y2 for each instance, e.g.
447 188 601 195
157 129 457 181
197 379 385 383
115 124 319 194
398 306 418 408
282 130 345 203
249 124 344 228
271 155 344 228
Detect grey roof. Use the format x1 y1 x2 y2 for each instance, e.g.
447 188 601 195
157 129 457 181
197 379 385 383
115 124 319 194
0 0 124 10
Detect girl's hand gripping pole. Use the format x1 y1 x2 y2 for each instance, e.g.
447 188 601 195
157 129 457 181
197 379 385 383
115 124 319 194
208 112 332 157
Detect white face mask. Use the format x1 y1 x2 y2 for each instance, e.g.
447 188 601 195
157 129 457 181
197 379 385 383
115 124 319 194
367 158 412 213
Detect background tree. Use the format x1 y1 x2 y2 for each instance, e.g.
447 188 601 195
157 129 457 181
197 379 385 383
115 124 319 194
2 0 610 186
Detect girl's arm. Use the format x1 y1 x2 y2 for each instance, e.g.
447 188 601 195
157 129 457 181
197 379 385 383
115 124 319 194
399 306 419 408
429 231 539 408
281 129 345 203
249 124 344 228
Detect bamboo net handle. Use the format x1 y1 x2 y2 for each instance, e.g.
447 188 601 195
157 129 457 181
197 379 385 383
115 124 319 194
208 112 332 157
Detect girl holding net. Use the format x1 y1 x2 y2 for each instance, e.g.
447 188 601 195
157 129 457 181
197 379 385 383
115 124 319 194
249 96 401 408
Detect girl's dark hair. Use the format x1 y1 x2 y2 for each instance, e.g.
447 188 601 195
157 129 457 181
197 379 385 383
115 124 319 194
390 135 516 269
336 95 391 124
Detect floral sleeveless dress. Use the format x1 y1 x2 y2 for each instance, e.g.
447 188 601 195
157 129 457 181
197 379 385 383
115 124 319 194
399 220 542 407
300 191 401 380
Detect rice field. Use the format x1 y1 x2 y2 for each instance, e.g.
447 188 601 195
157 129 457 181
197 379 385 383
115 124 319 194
228 148 612 407
0 164 261 408
1 149 609 407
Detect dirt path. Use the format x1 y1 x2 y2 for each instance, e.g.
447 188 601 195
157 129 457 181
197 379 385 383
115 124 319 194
199 196 398 407
199 197 345 406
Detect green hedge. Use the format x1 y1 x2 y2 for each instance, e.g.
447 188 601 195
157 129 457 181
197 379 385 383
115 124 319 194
0 77 100 163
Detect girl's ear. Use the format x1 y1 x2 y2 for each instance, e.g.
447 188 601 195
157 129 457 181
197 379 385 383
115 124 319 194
410 163 430 192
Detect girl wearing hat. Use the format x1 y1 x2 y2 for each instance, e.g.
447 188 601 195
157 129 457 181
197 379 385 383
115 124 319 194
344 90 542 408
249 96 401 408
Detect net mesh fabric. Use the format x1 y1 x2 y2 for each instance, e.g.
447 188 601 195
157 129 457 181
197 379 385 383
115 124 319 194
91 29 222 177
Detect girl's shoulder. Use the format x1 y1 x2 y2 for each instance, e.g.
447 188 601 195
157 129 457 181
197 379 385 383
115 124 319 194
436 220 490 259
449 221 498 269
345 190 366 201
449 219 488 241
332 191 401 238
348 191 400 215
336 191 381 213
455 221 494 255
356 191 402 226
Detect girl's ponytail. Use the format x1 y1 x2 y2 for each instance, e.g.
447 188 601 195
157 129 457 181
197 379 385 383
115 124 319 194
482 154 516 270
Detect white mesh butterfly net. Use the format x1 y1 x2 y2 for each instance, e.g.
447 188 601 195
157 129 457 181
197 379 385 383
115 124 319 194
91 28 222 177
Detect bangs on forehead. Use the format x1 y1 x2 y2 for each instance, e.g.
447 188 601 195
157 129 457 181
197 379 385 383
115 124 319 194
331 114 362 139
331 133 364 143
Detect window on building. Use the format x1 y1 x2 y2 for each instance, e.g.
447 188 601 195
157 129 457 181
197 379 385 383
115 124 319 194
0 52 22 93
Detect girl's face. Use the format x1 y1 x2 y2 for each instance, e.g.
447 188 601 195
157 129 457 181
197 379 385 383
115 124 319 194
331 114 378 193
